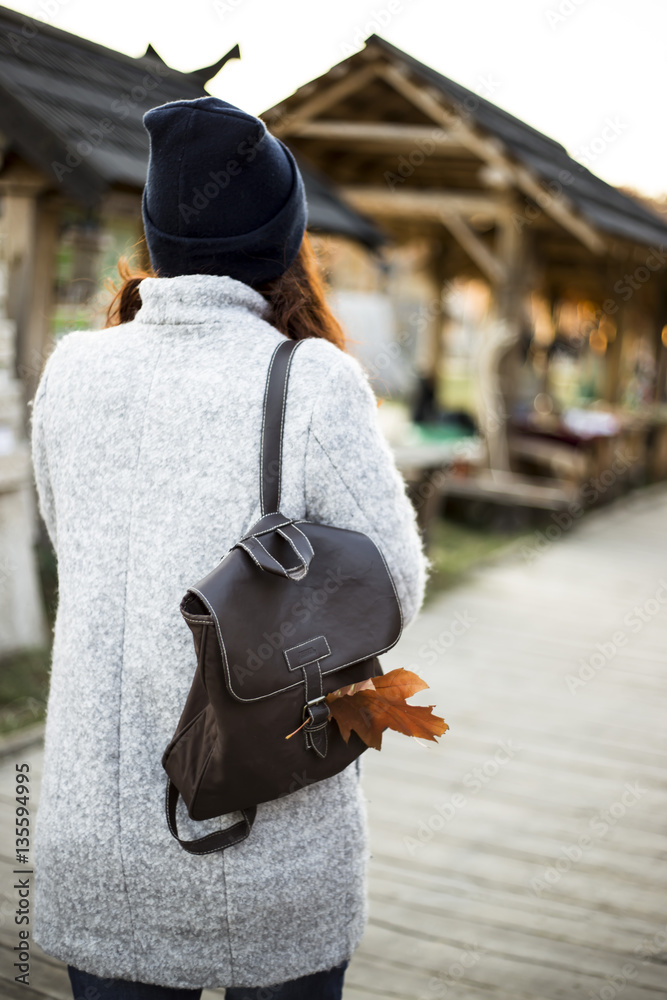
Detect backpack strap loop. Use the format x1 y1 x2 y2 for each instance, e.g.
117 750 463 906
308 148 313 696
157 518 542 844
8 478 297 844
260 338 303 516
165 779 256 855
235 520 313 581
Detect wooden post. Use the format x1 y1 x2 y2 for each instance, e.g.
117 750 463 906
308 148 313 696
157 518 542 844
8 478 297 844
0 160 54 403
0 255 48 655
475 208 526 473
652 291 667 404
422 240 449 385
603 306 624 404
20 196 59 403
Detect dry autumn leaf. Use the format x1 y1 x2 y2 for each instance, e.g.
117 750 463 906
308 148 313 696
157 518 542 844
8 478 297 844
285 678 378 741
373 669 428 699
327 678 377 700
326 667 448 751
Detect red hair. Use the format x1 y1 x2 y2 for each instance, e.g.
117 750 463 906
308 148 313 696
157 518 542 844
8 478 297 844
105 233 346 350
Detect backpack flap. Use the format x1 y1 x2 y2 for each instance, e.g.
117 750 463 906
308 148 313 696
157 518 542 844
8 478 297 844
185 516 402 703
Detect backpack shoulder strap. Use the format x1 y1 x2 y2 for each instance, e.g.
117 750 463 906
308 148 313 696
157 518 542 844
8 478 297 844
260 337 303 516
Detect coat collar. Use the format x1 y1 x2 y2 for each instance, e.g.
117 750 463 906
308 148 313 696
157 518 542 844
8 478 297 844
133 274 271 326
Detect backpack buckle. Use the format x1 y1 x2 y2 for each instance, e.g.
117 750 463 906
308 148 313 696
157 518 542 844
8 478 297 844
302 697 330 759
302 695 327 724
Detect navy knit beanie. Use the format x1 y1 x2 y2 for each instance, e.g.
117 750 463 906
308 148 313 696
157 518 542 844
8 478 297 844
141 97 307 287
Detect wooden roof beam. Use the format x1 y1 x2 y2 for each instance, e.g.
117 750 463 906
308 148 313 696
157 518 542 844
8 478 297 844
378 63 500 161
377 62 606 256
342 186 507 219
265 63 381 138
512 164 606 255
439 211 507 284
344 185 507 282
291 120 469 155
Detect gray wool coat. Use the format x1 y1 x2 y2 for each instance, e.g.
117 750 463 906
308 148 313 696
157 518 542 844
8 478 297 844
30 273 428 990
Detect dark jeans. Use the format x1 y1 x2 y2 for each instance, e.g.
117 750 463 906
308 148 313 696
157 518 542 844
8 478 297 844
68 960 349 1000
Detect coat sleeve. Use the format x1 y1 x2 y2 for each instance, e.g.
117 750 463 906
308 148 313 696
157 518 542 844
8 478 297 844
30 367 58 552
304 350 430 627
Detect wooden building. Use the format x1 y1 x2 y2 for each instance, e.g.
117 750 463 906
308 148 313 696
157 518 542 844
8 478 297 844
0 5 383 401
263 35 667 507
0 6 382 654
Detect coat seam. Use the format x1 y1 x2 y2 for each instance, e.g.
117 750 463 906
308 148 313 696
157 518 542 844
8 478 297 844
115 340 164 978
221 842 235 982
302 349 345 520
309 429 413 609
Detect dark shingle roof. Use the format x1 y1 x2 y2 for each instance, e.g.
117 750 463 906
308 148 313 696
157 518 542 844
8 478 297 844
0 6 225 200
367 35 667 248
0 6 384 247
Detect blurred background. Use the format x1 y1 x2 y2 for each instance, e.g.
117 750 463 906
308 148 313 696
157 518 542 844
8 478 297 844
2 0 667 708
0 2 666 997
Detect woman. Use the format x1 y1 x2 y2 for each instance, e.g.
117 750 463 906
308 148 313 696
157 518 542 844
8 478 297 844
31 97 428 1000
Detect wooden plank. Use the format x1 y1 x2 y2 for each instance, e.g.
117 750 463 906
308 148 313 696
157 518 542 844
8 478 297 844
356 921 667 999
291 120 468 151
344 486 667 998
442 470 579 508
439 211 507 283
0 724 45 761
343 186 507 219
369 898 667 991
268 63 380 137
2 488 667 998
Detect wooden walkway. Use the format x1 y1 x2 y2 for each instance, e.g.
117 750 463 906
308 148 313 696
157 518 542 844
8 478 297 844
2 485 667 999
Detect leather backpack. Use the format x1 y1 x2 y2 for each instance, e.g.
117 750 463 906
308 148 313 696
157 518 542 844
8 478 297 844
162 338 403 854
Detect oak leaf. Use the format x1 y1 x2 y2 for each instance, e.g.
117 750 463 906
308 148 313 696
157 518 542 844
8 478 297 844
327 678 377 700
326 668 448 751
